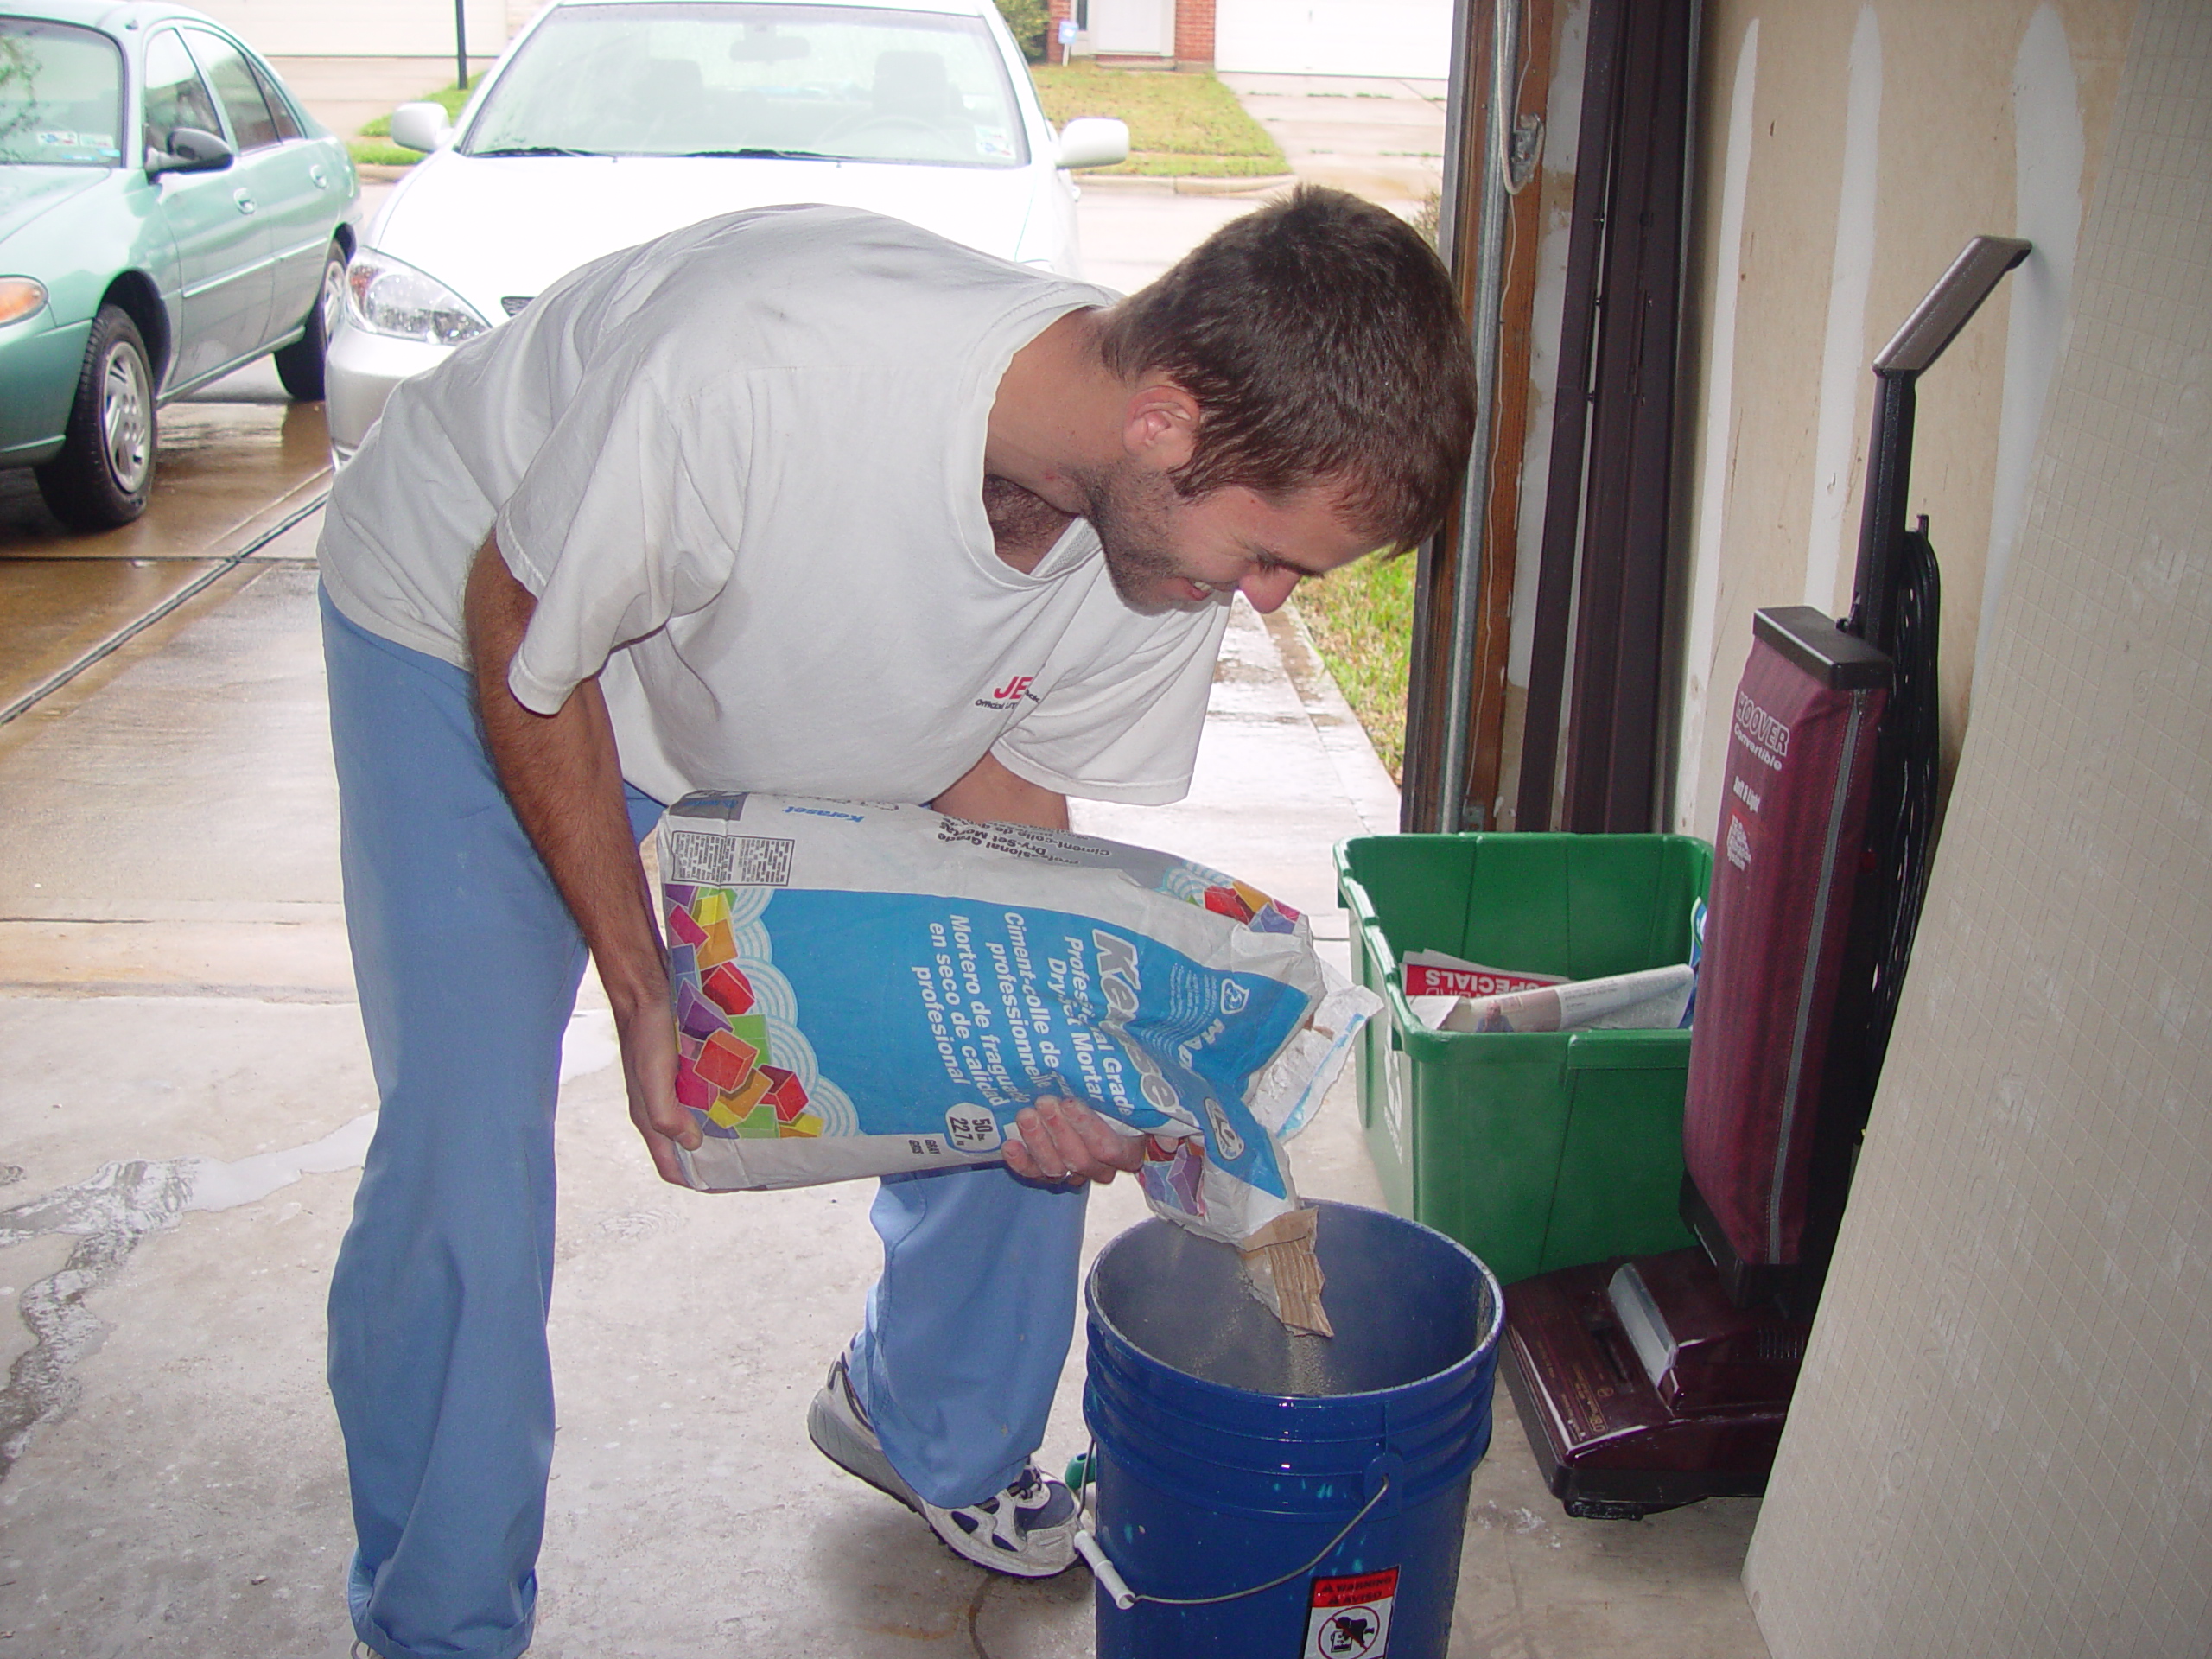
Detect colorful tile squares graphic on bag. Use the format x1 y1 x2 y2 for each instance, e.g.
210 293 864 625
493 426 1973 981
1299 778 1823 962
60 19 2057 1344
695 1027 760 1091
725 1012 770 1058
695 918 738 970
1198 879 1300 934
674 1052 715 1110
707 1068 772 1130
702 962 755 1017
676 982 726 1043
759 1065 810 1123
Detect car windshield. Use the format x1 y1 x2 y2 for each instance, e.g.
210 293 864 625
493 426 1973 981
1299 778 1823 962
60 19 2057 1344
0 18 124 167
461 2 1027 167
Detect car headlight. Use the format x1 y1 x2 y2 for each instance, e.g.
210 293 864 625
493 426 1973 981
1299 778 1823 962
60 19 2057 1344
345 249 491 347
0 276 48 327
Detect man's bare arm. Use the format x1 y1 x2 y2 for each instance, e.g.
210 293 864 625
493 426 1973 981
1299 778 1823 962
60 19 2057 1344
931 752 1144 1187
931 748 1070 831
463 534 702 1180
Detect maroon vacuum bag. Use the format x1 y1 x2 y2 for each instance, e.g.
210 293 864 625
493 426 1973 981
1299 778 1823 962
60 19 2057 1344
1683 607 1889 1268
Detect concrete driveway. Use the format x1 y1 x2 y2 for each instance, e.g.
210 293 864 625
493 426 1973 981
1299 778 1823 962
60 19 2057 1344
0 68 1768 1659
1221 73 1450 207
0 574 1767 1659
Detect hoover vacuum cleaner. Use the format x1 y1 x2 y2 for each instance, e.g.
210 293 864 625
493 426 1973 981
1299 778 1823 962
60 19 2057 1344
1502 235 2032 1518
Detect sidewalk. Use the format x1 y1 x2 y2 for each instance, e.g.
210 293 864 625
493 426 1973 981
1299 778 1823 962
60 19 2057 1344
0 550 1767 1655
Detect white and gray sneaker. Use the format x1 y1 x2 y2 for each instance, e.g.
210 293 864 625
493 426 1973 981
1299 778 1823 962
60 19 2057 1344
807 1353 1078 1579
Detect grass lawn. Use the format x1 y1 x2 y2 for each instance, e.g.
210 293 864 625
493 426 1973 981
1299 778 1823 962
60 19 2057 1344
1291 553 1416 784
1029 63 1287 176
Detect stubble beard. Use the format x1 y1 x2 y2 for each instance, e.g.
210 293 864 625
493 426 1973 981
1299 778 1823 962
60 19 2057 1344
1078 461 1215 615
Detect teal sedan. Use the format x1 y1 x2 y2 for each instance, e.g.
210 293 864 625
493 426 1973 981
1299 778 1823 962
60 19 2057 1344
1 3 359 528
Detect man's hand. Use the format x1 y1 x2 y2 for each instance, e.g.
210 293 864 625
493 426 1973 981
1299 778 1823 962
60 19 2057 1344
462 534 702 1183
615 998 694 1184
1002 1095 1150 1186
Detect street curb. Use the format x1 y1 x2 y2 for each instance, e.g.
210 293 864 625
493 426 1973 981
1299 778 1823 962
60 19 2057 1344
1261 601 1403 839
1077 172 1297 196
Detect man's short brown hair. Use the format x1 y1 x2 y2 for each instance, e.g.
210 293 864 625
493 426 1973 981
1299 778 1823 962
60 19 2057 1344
1097 185 1476 552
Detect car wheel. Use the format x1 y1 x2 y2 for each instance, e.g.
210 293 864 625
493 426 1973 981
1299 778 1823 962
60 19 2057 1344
274 243 347 402
35 305 156 531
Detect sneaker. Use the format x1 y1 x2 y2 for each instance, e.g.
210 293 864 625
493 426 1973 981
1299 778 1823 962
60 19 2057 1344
808 1354 1077 1578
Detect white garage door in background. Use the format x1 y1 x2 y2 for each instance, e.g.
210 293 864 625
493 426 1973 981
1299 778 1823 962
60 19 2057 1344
1214 0 1452 79
190 1 517 59
1088 0 1176 56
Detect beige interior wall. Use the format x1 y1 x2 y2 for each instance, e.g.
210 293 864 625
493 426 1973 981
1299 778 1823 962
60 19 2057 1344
1738 4 2212 1648
1669 0 2133 841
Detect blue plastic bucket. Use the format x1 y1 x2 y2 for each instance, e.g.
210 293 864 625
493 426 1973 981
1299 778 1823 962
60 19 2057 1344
1081 1199 1503 1659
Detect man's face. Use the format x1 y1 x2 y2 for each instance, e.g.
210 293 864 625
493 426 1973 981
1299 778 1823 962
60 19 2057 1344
1080 461 1378 615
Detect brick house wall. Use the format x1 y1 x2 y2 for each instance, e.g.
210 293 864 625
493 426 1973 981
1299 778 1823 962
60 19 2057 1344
1175 0 1216 65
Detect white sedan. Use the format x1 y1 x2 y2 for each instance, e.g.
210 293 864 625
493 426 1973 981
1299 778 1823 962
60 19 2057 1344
324 0 1127 461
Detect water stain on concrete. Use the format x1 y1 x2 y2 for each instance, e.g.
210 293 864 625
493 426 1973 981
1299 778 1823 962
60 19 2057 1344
0 1009 617 1484
0 1114 374 1482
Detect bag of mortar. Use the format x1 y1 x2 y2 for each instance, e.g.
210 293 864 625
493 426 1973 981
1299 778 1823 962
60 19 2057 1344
656 792 1377 1327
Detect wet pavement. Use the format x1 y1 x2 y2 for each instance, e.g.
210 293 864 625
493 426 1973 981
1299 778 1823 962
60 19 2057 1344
0 397 328 732
0 82 1767 1659
0 146 360 738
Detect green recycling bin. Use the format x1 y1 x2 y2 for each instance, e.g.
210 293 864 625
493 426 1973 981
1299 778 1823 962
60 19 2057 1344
1334 833 1712 1285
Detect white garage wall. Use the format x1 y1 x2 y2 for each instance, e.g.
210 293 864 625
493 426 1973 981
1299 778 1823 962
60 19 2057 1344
190 1 517 60
1214 0 1452 79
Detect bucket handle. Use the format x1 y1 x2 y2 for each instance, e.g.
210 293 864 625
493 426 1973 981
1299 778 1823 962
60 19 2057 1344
1074 1459 1394 1613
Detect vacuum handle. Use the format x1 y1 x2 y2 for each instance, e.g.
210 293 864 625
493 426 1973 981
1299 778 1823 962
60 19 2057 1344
1873 236 2031 378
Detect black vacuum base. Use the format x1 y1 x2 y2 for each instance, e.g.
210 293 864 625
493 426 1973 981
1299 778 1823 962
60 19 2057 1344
1502 1255 1803 1520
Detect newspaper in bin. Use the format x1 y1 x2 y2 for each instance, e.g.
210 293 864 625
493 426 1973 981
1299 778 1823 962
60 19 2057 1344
1408 963 1695 1033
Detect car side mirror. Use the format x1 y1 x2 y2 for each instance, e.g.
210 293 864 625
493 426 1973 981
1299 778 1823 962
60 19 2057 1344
148 126 234 175
1054 117 1129 171
390 102 456 154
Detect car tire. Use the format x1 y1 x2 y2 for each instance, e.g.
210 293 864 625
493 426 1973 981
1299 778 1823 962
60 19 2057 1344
35 304 156 531
274 243 346 402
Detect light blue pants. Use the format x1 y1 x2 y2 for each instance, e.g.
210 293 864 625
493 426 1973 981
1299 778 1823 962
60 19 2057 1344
321 592 1087 1659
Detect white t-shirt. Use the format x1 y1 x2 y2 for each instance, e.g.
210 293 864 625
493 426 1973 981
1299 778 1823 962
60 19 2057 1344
318 205 1230 807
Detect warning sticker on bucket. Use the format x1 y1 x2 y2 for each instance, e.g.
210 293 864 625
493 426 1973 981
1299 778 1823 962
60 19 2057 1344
1303 1567 1397 1657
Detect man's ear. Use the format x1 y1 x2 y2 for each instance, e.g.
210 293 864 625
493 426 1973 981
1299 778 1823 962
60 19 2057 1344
1121 381 1201 473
